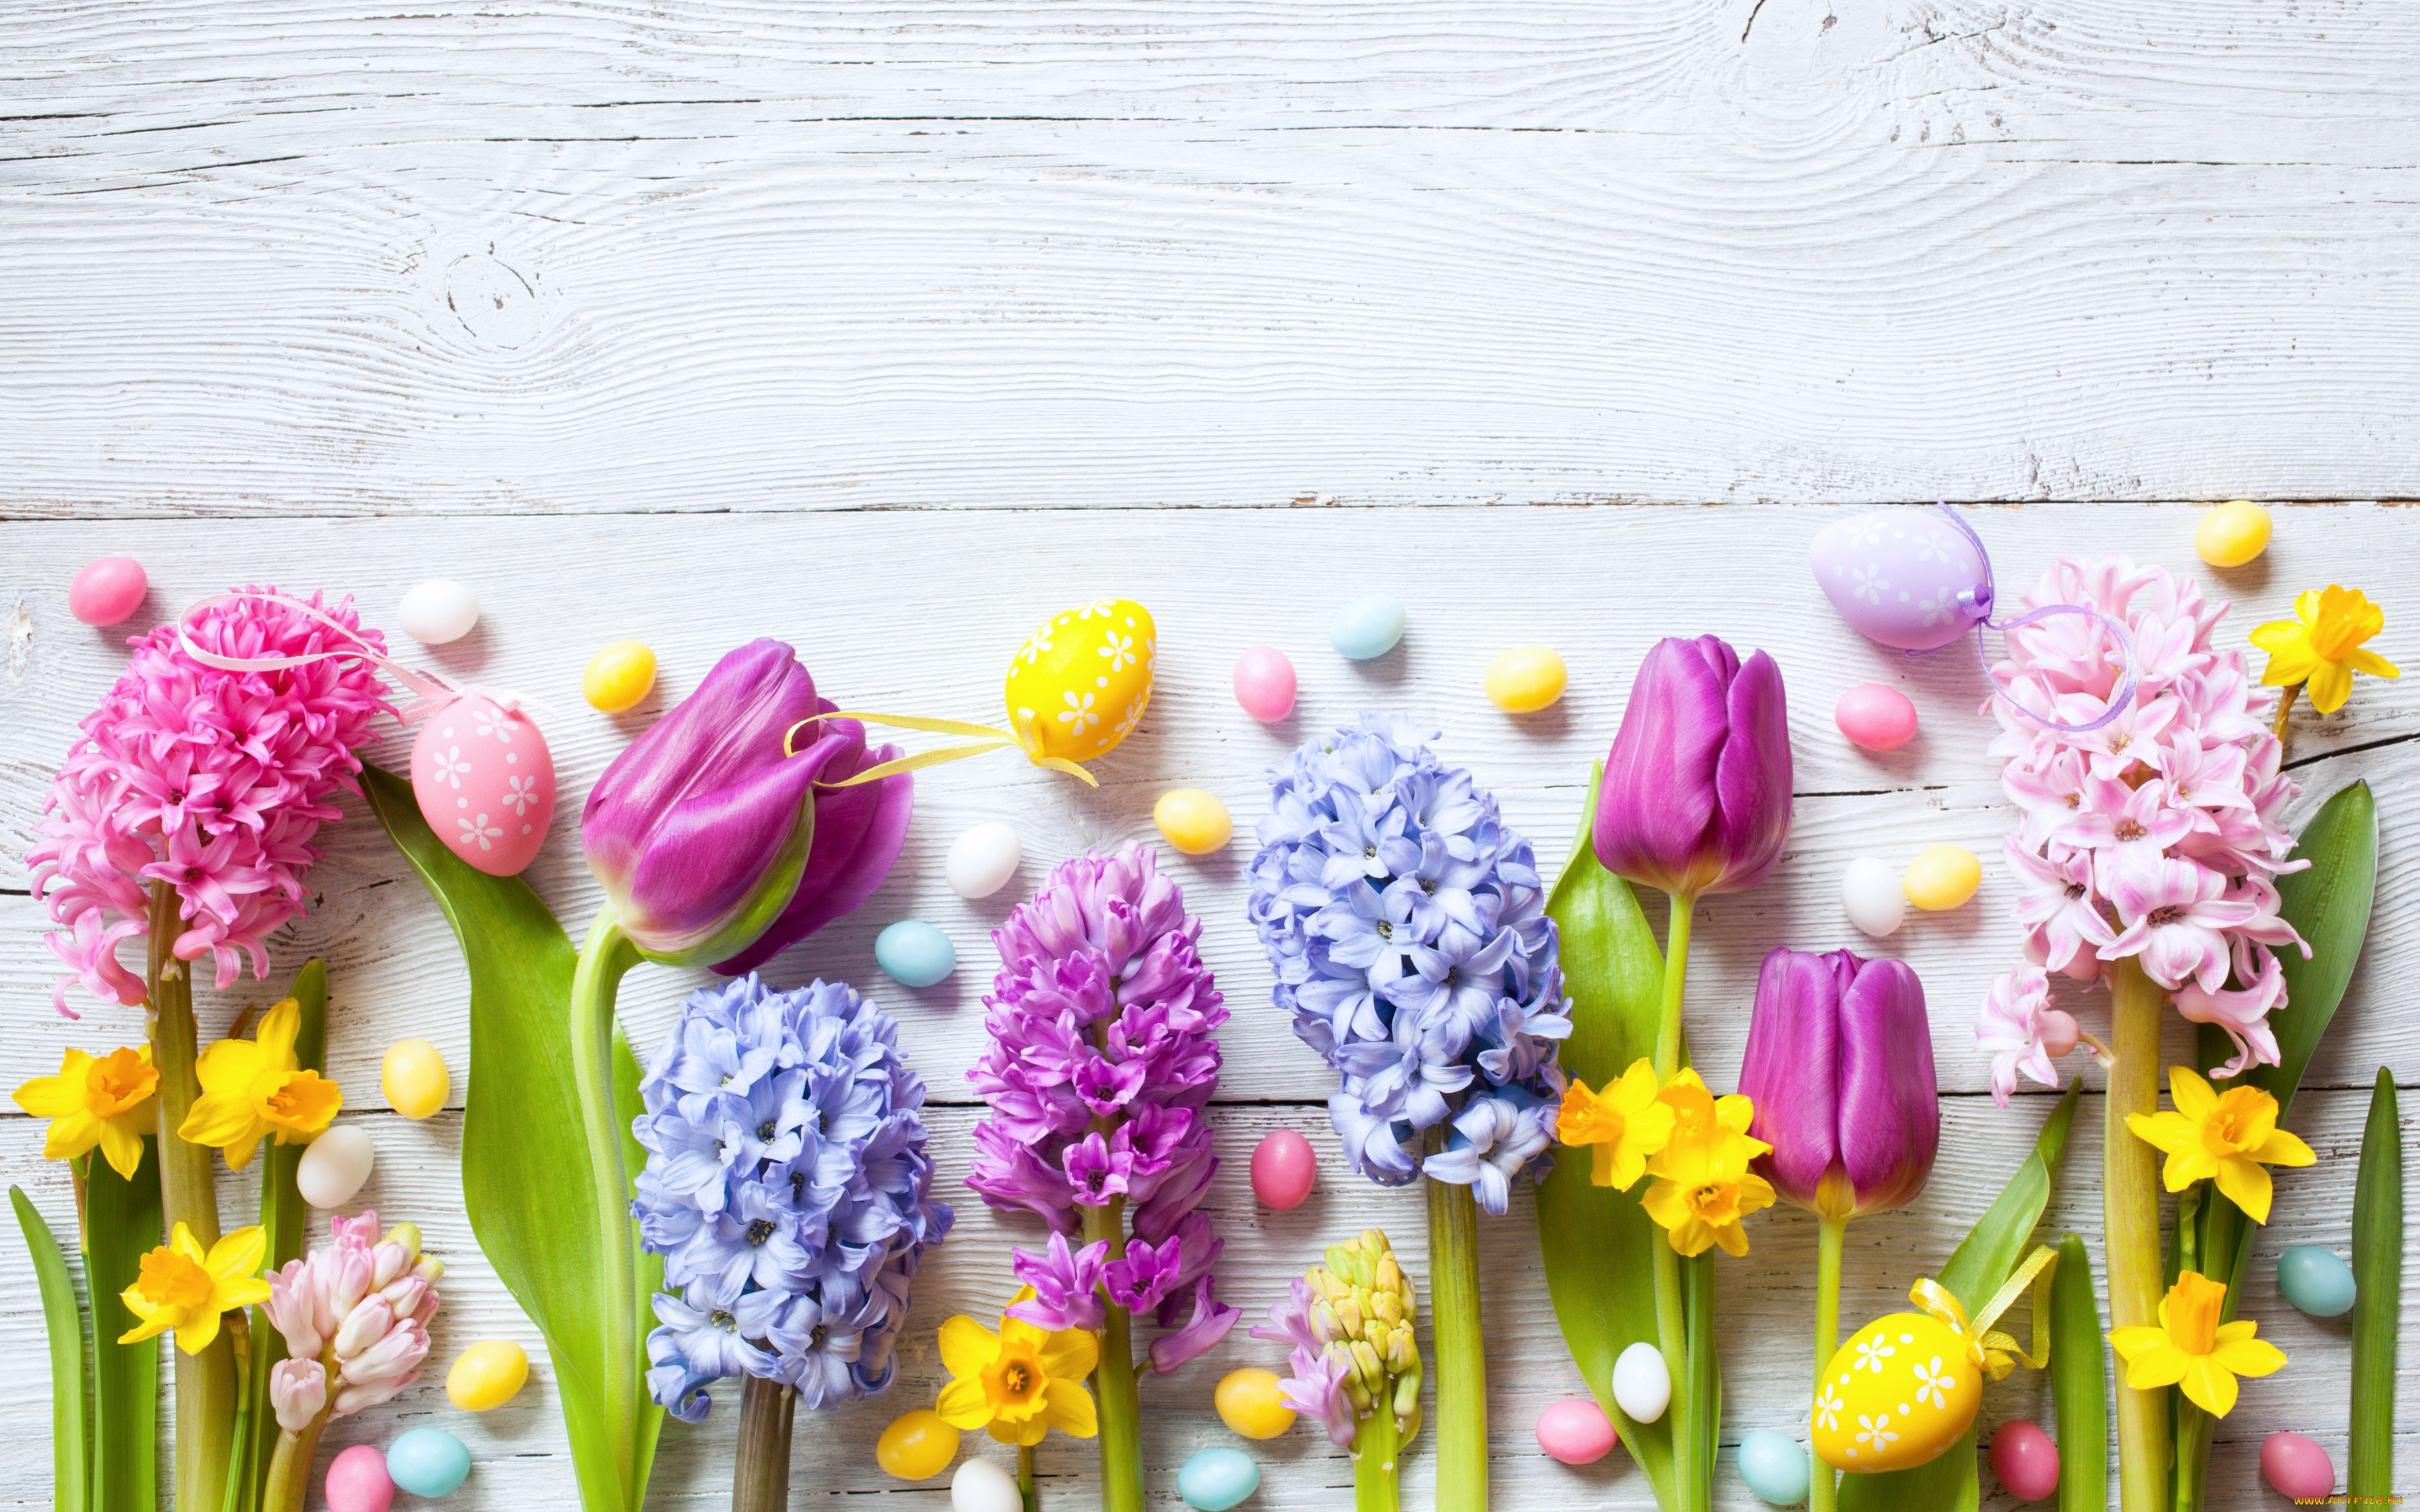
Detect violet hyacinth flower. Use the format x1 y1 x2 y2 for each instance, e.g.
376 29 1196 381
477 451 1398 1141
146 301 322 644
1592 634 1792 900
581 638 913 970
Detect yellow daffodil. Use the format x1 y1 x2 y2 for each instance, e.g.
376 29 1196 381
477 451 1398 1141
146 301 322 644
935 1289 1100 1446
177 997 339 1170
13 1044 159 1179
1639 1069 1776 1257
2125 1066 2314 1224
1554 1057 1676 1191
2251 585 2400 715
119 1222 271 1355
2108 1269 2286 1417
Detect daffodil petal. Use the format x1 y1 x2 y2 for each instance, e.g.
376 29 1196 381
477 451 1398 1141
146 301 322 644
1039 1378 1099 1439
2125 1110 2196 1157
209 1225 268 1281
96 1120 146 1181
254 1000 302 1068
177 1090 261 1152
193 1038 261 1095
2213 1335 2289 1379
938 1315 999 1383
2210 1158 2274 1225
14 1072 85 1119
2254 1130 2317 1168
2118 1341 2189 1389
1037 1326 1099 1383
936 1376 993 1429
2350 648 2401 680
2307 659 2354 714
2178 1357 2238 1418
2107 1326 2169 1363
171 1310 223 1357
2167 1068 2217 1121
42 1110 103 1163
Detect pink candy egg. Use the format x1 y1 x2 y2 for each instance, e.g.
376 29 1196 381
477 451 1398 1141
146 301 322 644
68 556 148 627
2261 1432 2334 1499
1535 1399 1618 1466
1989 1420 2060 1501
1250 1129 1317 1210
1811 510 1991 652
1234 646 1297 723
325 1443 396 1512
410 694 556 877
1834 683 1918 752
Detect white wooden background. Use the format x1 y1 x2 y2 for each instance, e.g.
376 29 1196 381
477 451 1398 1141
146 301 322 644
3 3 2419 1508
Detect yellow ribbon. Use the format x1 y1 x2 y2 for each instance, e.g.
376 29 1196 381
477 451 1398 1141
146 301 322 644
783 711 1100 789
1908 1244 2060 1382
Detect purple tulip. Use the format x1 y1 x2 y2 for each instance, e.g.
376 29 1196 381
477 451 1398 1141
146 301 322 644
581 638 913 969
1592 634 1792 900
1738 948 1939 1220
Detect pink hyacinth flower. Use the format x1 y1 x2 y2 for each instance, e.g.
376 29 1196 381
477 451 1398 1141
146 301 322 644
1977 965 2063 1106
267 1357 329 1434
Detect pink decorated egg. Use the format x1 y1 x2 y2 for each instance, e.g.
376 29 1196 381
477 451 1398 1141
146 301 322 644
1834 683 1918 751
410 694 555 876
1811 510 1991 652
1989 1420 2060 1501
1234 645 1298 723
2260 1432 2334 1499
1250 1129 1318 1210
1535 1399 1618 1465
69 556 148 627
324 1443 395 1512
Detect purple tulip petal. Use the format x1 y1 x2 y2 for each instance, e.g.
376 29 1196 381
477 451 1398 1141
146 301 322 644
1595 637 1730 895
1835 956 1939 1215
1739 947 1848 1206
714 715 915 974
1711 648 1794 893
622 753 822 958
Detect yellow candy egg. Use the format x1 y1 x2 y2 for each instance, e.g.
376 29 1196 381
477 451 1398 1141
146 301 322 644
1215 1367 1298 1441
1485 645 1568 713
2195 500 2272 569
583 640 658 713
445 1338 529 1412
1902 845 1982 911
876 1408 961 1481
1812 1312 1979 1473
381 1039 450 1120
1002 600 1155 764
1154 789 1234 856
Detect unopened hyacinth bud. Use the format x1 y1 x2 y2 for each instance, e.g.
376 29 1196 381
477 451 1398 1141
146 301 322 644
1255 1229 1423 1450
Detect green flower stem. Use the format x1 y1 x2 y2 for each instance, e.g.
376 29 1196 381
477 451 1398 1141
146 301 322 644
731 1375 797 1512
1651 890 1701 1512
1808 1214 1846 1512
1652 892 1693 1079
260 1401 329 1512
1425 1172 1488 1512
1354 1399 1402 1512
1018 1444 1038 1512
2106 959 2171 1512
571 911 645 1512
1079 1199 1144 1512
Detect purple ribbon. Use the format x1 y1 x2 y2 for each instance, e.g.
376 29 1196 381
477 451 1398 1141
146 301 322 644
1923 503 2138 735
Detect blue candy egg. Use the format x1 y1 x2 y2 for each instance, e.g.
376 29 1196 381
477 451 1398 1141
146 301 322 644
875 920 956 989
1330 594 1406 661
386 1426 471 1498
2277 1245 2356 1318
1176 1446 1260 1511
1737 1430 1812 1507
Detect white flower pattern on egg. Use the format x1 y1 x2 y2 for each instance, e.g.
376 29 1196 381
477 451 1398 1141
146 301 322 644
1814 1383 1844 1432
1911 1356 1952 1411
430 746 471 788
459 812 502 850
1854 1337 1897 1374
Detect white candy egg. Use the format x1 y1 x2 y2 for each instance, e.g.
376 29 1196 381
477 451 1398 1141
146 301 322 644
397 580 481 645
1842 856 1907 938
950 1457 1023 1512
1612 1341 1671 1425
297 1125 376 1209
945 822 1022 900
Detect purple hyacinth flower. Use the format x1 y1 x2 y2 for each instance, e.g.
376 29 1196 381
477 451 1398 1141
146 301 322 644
1592 634 1792 901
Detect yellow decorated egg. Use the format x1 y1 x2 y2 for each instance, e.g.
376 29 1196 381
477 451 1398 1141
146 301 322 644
1002 599 1156 764
1811 1312 1979 1473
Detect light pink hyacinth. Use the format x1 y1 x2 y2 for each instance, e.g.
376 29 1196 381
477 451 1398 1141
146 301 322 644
1979 558 2307 1100
262 1210 441 1429
27 588 392 1016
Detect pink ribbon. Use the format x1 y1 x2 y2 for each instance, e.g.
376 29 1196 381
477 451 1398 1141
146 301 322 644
1925 504 2139 735
175 590 534 727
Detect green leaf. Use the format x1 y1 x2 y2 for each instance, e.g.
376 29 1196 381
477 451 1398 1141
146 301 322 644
13 1186 87 1512
1534 764 1677 1508
83 1138 160 1512
1838 1084 2079 1512
235 958 326 1512
2047 1233 2107 1512
365 763 660 1512
2349 1067 2401 1499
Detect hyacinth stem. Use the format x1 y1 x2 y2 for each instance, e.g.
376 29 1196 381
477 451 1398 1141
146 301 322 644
146 883 237 1512
1354 1396 1402 1512
1424 1172 1488 1512
1078 1199 1145 1512
1807 1214 1846 1512
259 1409 328 1512
1017 1444 1038 1512
2107 958 2171 1512
730 1376 795 1512
1649 889 1697 1511
571 911 645 1512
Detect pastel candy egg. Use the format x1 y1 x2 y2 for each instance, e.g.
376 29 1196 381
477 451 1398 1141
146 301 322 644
1331 594 1406 661
950 1456 1023 1512
1611 1341 1670 1425
1176 1446 1262 1511
397 580 480 644
1534 1399 1618 1465
1486 646 1568 713
1233 645 1298 722
297 1125 375 1210
1811 510 1991 652
945 822 1022 899
1214 1367 1297 1440
1902 845 1982 911
1736 1430 1812 1506
1842 857 1906 938
876 1408 961 1480
386 1426 472 1498
1249 1129 1317 1210
410 695 556 877
324 1443 395 1512
1155 789 1234 856
876 921 956 988
69 557 148 627
1989 1420 2060 1502
1812 1312 1980 1473
2277 1246 2356 1317
583 640 657 713
381 1039 449 1119
2196 500 2272 568
447 1338 529 1411
2260 1431 2335 1499
1002 599 1155 763
1834 684 1918 752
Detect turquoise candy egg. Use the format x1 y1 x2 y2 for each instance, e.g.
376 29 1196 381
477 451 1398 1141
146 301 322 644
875 921 956 989
1330 594 1406 661
2277 1246 2356 1317
385 1427 471 1498
1176 1446 1260 1511
1737 1430 1812 1507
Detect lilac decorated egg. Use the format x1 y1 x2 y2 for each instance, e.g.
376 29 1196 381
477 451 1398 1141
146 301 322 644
1811 510 1991 652
410 694 555 876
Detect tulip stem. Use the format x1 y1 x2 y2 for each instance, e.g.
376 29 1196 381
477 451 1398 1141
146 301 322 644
2107 958 2171 1512
1425 1172 1488 1512
571 911 645 1512
1354 1393 1402 1512
1079 1200 1144 1512
1807 1214 1845 1512
1653 892 1693 1080
1649 889 1699 1510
